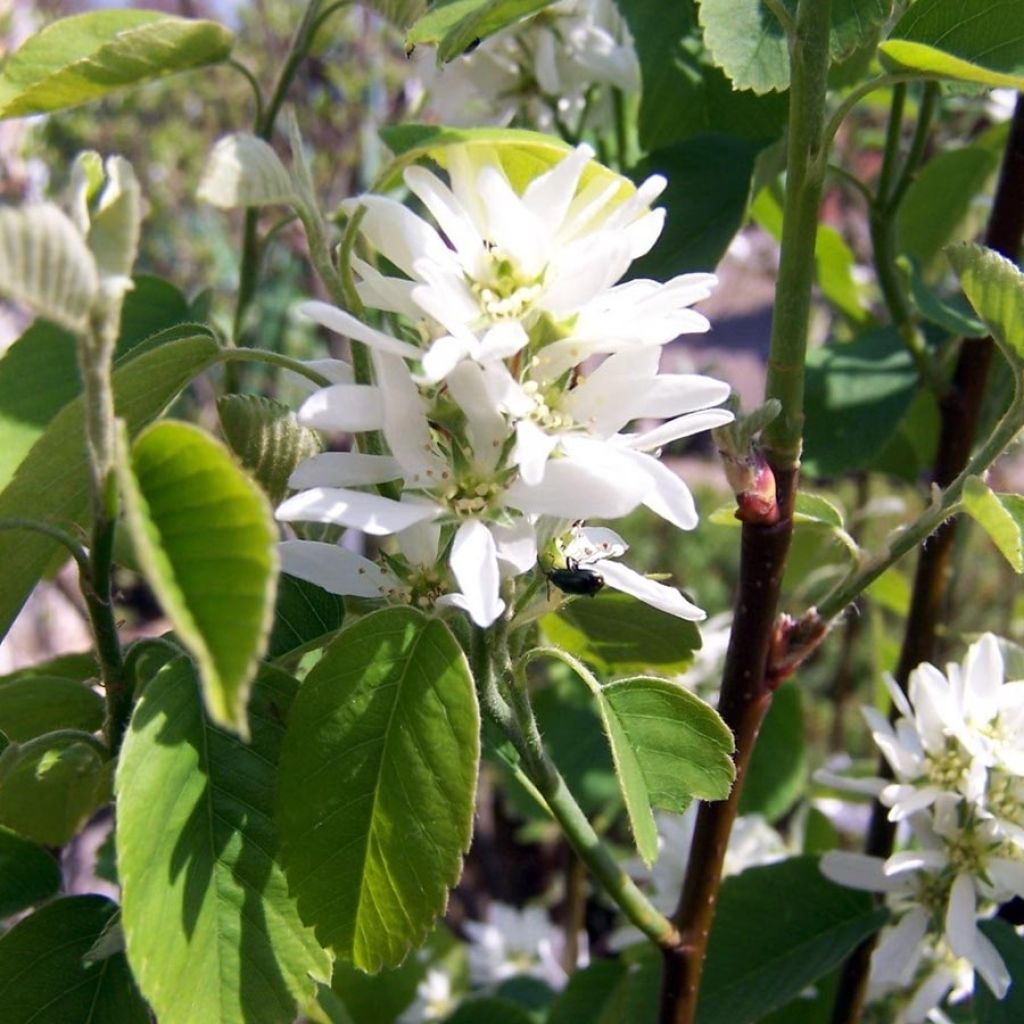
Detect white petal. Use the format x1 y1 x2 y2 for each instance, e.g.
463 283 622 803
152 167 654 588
404 164 485 269
625 409 735 451
342 194 457 278
450 520 504 626
512 420 559 485
987 857 1024 898
964 632 1004 716
904 968 955 1022
278 540 391 597
629 375 732 420
492 518 538 576
973 926 1011 998
285 357 353 394
598 560 705 621
350 255 422 319
288 452 403 489
373 352 445 482
299 301 422 360
476 163 546 277
820 852 891 892
298 384 383 432
543 232 633 314
478 320 529 362
447 360 507 473
575 527 628 563
420 334 473 384
945 873 978 961
623 449 698 530
884 849 946 875
276 486 441 535
522 144 594 233
625 207 665 259
396 518 440 568
870 907 929 989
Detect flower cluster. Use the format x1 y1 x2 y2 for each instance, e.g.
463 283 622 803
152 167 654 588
822 634 1024 1020
412 0 639 133
277 141 731 627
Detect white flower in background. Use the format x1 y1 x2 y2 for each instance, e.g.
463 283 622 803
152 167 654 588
464 902 579 989
397 968 457 1024
413 0 639 132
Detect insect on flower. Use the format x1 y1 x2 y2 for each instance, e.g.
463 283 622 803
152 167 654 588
546 557 605 597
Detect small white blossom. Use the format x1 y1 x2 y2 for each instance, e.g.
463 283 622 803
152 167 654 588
397 969 457 1024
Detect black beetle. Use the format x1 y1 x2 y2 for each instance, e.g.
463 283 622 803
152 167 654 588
546 558 604 597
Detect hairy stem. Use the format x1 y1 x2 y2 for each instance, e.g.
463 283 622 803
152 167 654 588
829 93 1024 1024
660 4 832 1021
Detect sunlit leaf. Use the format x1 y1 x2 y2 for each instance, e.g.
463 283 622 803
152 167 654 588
963 476 1024 573
949 242 1024 369
198 134 297 209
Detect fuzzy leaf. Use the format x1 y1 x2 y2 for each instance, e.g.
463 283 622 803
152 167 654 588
0 10 233 118
118 421 278 735
198 134 298 209
0 204 97 333
217 394 323 505
277 607 479 971
85 156 143 287
963 476 1024 573
949 242 1024 368
116 658 329 1024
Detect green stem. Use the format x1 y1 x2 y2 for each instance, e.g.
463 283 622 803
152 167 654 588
875 84 906 207
0 519 90 576
226 58 265 125
763 0 796 36
218 347 332 387
823 73 926 146
887 82 939 213
816 390 1024 622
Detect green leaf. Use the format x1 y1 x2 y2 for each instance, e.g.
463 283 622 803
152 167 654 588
0 275 194 493
277 607 479 972
118 421 278 735
907 262 988 338
406 0 557 62
880 0 1024 90
0 825 61 918
630 135 766 276
359 0 428 30
198 134 298 209
0 895 148 1023
268 573 345 661
0 651 96 687
0 731 110 846
0 333 222 640
963 476 1024 572
0 10 234 119
542 590 702 675
896 145 1001 271
802 327 921 477
565 668 733 865
116 658 329 1024
0 203 97 333
949 242 1024 368
217 394 323 505
616 1 787 152
0 675 103 741
976 918 1024 1023
866 567 911 616
548 959 631 1024
85 156 142 288
444 998 535 1024
738 683 806 822
695 857 888 1024
699 1 893 94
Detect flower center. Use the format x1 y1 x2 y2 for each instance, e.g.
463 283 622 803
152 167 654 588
472 243 545 320
925 741 971 790
522 379 573 432
443 475 502 518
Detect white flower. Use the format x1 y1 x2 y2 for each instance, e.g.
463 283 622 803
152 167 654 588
463 902 578 989
397 968 456 1024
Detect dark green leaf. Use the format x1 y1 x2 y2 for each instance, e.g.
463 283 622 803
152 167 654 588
976 918 1024 1023
880 0 1024 90
116 658 329 1024
542 591 701 675
118 420 278 734
0 333 222 640
217 394 323 505
444 998 535 1024
907 263 988 338
277 607 479 972
738 683 806 822
0 651 96 686
0 11 234 119
0 675 103 741
548 959 630 1024
268 573 345 661
0 825 61 918
695 857 888 1024
0 895 148 1023
0 731 110 846
630 135 766 276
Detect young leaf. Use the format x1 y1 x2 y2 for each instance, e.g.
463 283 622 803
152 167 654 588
696 857 888 1024
963 476 1024 573
118 420 278 735
543 591 702 675
406 0 557 62
0 10 234 119
358 0 428 30
948 242 1024 369
267 573 345 661
880 0 1024 91
276 607 479 972
217 394 323 505
0 204 97 333
85 156 143 289
0 896 148 1023
563 667 734 866
0 731 111 846
116 658 329 1024
0 675 103 741
0 826 61 919
198 134 298 209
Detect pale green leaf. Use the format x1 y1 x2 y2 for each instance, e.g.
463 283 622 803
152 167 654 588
0 203 97 333
118 421 278 735
0 896 148 1023
217 394 323 505
277 607 479 972
0 731 111 846
948 242 1024 368
406 0 557 62
117 658 329 1024
359 0 427 30
0 333 222 641
0 675 103 741
907 262 988 338
198 134 298 209
0 825 61 918
866 567 911 616
963 476 1024 573
794 492 845 530
0 11 234 119
542 591 702 675
880 0 1024 90
86 156 142 287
